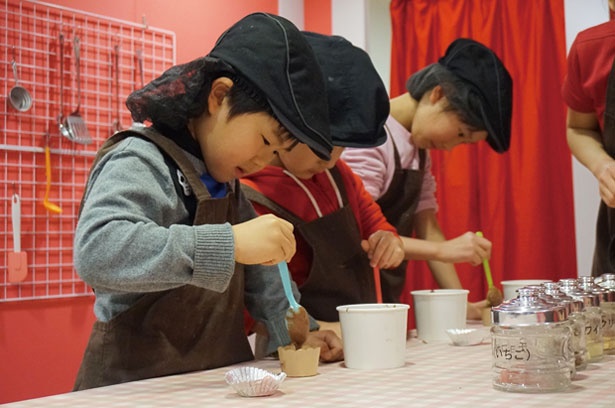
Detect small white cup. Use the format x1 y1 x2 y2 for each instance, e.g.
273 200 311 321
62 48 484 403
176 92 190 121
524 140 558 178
501 279 552 300
411 289 468 343
336 303 409 370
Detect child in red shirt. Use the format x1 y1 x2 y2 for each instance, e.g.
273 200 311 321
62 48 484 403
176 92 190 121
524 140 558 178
241 33 489 330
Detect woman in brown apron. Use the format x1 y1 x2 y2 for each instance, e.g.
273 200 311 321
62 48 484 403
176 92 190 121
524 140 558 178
562 3 615 277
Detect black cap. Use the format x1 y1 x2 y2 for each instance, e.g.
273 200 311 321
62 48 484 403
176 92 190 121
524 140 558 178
208 13 333 160
303 32 389 148
438 38 513 153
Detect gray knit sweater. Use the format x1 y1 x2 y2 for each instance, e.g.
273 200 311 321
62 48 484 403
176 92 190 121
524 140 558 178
74 136 298 352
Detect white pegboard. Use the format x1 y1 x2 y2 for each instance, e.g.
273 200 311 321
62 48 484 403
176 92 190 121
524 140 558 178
1 0 176 301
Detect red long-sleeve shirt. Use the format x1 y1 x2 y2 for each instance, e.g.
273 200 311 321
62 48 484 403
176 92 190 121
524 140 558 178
241 159 397 286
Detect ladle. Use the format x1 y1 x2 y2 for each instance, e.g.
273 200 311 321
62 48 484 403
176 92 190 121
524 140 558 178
9 48 33 112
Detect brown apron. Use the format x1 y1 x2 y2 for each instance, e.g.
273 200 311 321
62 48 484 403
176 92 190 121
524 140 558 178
74 128 253 390
592 55 615 277
376 129 426 301
242 167 375 322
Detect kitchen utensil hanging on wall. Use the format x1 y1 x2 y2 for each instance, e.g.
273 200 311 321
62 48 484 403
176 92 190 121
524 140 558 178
62 34 92 144
131 48 146 128
136 48 144 88
43 133 62 214
112 44 123 132
8 46 33 112
57 32 71 141
8 189 28 282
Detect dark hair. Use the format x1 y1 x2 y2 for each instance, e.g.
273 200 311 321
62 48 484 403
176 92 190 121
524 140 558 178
406 63 484 131
127 56 279 133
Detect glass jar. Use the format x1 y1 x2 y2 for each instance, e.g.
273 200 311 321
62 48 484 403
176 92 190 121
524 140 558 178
491 289 572 393
542 282 588 371
595 274 615 354
577 276 614 355
560 282 603 363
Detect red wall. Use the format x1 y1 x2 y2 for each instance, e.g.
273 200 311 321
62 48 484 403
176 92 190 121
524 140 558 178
0 0 331 403
305 0 332 33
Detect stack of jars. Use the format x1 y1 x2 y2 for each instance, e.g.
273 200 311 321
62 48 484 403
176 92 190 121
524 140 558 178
490 273 615 393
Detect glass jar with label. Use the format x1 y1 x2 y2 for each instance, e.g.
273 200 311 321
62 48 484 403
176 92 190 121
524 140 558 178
594 274 615 354
524 286 576 377
542 282 588 371
559 280 603 362
491 289 572 393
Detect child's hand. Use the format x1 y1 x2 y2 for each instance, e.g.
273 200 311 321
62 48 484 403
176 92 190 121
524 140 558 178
232 214 296 265
467 299 489 320
303 330 344 362
360 230 404 269
436 231 491 265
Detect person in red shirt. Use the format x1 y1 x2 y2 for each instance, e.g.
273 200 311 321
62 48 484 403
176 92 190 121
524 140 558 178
562 0 615 277
241 33 490 335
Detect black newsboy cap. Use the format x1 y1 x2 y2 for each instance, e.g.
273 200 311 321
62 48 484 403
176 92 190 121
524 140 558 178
438 38 513 153
303 32 389 148
208 13 333 160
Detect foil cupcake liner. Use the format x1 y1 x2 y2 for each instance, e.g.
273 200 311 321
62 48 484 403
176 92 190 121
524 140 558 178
446 328 489 346
225 366 286 397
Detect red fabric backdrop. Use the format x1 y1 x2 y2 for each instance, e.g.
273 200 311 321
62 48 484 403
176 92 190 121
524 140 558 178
390 0 577 321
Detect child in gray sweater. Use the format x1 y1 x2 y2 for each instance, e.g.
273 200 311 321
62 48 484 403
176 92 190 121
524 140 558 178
73 13 342 391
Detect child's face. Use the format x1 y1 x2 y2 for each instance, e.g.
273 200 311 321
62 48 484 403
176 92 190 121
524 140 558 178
277 143 345 180
411 87 487 151
191 98 294 182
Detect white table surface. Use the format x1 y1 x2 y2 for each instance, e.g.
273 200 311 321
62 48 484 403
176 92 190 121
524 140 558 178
5 330 615 407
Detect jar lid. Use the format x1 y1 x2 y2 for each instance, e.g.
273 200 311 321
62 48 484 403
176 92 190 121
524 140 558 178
563 288 600 307
542 286 584 313
577 277 613 302
596 273 615 294
492 288 568 325
559 278 579 289
596 273 615 283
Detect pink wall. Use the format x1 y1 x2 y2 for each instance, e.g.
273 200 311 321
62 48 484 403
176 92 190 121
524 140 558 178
0 0 331 403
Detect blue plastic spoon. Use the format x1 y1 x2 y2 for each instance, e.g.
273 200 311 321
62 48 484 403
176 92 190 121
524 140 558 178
277 262 308 347
278 261 300 312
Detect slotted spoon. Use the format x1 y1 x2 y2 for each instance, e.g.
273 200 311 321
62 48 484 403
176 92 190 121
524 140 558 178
63 35 92 145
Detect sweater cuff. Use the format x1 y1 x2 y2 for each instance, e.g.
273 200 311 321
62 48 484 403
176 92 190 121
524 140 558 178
264 312 321 355
192 222 235 292
264 314 292 355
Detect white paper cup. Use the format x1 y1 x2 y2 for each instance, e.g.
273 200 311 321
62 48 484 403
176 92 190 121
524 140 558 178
501 279 552 300
336 303 409 370
411 289 468 343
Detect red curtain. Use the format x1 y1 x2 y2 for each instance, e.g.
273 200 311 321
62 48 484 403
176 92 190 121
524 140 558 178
390 0 577 312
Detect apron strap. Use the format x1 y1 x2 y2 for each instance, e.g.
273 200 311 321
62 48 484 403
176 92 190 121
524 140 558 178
240 184 305 227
